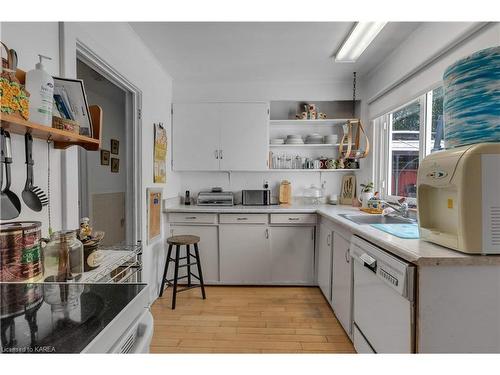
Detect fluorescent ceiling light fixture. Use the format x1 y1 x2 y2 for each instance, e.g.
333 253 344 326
335 22 387 62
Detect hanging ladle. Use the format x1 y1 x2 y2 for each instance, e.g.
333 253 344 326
22 133 48 212
1 129 22 219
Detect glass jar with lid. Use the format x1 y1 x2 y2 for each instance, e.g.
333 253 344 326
43 230 84 282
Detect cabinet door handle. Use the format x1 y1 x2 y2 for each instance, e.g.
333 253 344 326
327 233 331 246
219 149 223 159
236 217 248 221
345 248 350 263
185 216 197 220
288 217 300 221
214 150 219 159
265 228 269 239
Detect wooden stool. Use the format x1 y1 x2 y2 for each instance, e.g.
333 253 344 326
159 235 206 309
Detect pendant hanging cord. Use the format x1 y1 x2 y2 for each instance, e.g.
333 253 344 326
352 72 357 118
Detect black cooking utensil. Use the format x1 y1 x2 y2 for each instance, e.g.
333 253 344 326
1 129 21 219
0 130 22 219
22 133 48 211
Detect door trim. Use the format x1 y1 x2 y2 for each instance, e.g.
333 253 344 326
59 24 143 243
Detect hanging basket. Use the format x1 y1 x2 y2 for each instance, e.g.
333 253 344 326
338 119 370 159
1 41 30 120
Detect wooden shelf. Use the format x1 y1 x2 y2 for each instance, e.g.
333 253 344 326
0 105 102 150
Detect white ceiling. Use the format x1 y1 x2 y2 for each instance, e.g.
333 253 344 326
130 22 421 83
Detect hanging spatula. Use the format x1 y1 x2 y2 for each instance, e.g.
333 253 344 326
0 130 22 219
1 129 21 219
22 133 48 211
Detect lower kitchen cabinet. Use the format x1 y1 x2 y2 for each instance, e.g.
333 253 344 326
269 226 315 284
170 225 220 283
318 221 333 301
331 231 352 336
219 224 271 283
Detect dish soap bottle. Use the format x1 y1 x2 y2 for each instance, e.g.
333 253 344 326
26 55 54 126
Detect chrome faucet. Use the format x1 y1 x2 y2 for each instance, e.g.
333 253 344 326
381 198 409 219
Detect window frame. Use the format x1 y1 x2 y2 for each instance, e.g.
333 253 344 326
375 86 442 203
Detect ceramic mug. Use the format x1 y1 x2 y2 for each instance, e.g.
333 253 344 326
320 158 328 169
326 159 337 169
313 160 321 169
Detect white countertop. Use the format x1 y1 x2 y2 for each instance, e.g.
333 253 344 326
164 203 500 267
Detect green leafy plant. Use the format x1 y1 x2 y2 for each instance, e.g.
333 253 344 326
360 182 374 193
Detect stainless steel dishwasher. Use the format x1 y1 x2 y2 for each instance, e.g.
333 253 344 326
351 236 416 353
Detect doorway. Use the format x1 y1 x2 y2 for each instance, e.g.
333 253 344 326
76 58 139 246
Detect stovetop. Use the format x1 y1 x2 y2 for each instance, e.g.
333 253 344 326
0 282 146 353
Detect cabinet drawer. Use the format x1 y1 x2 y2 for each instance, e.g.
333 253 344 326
219 213 268 224
270 213 317 225
168 212 217 224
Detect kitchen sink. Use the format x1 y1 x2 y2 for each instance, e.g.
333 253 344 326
339 214 416 225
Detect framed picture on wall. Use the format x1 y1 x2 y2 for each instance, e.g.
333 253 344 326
153 123 167 183
111 139 120 155
111 158 120 173
147 188 162 244
100 150 110 165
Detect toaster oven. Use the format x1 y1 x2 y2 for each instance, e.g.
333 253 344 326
242 190 271 206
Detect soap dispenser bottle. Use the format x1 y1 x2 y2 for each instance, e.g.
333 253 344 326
26 55 54 126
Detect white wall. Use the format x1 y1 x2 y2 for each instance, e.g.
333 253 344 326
1 22 179 303
80 67 127 196
174 79 368 199
1 22 63 236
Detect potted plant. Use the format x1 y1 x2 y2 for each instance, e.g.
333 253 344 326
359 182 374 208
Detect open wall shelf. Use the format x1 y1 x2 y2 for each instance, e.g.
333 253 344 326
1 105 102 150
269 119 351 126
0 68 102 150
269 143 339 148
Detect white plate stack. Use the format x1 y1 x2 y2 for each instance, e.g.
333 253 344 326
270 138 285 145
323 134 338 145
285 135 304 144
305 133 324 144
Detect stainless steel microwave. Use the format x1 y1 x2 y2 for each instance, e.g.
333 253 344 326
242 190 271 206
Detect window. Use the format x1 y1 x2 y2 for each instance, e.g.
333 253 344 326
375 86 445 200
429 86 444 153
389 99 421 198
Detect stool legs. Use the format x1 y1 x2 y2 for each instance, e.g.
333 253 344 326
160 238 206 309
194 243 206 299
186 244 192 287
172 245 181 309
159 244 173 297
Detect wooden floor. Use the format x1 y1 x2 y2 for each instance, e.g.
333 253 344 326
151 286 356 353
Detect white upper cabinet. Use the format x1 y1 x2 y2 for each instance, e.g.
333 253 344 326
219 103 269 171
172 102 269 171
172 103 220 171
